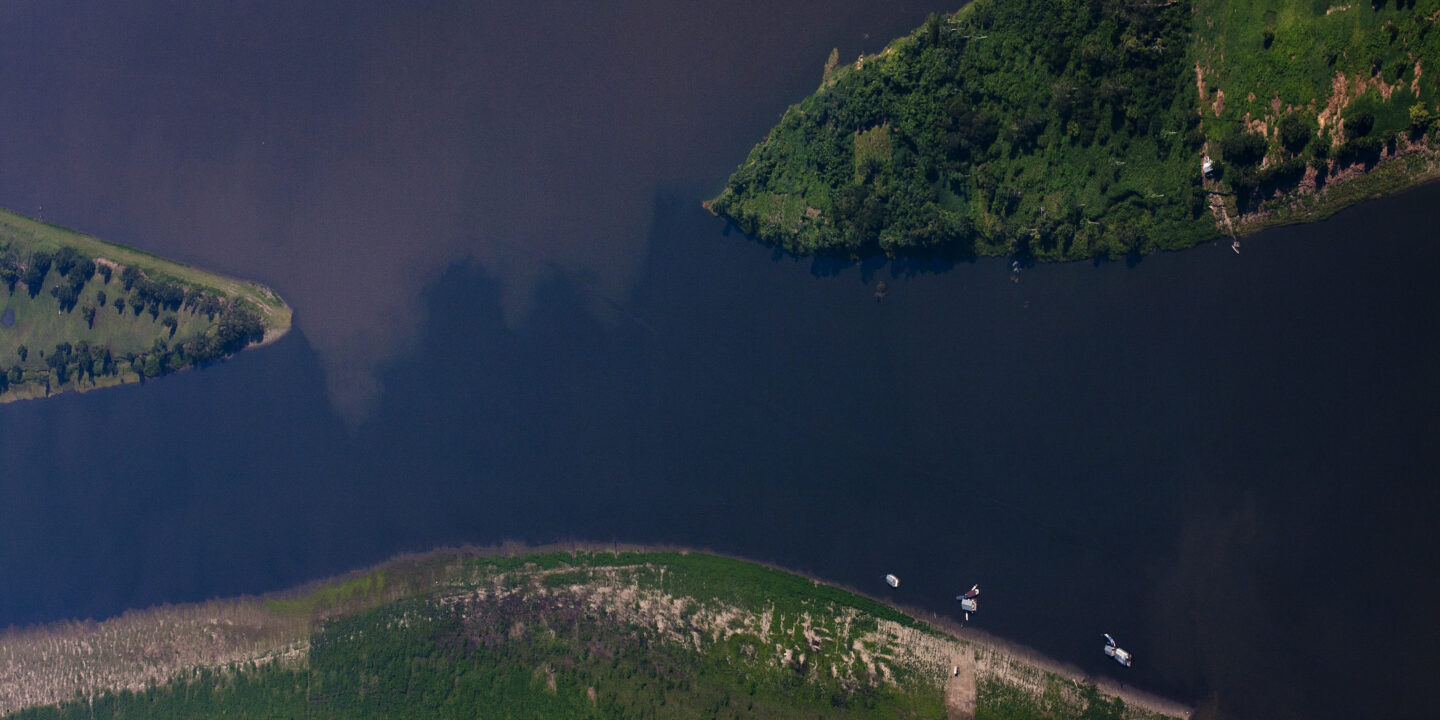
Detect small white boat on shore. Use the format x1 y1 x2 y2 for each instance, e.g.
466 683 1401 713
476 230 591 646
1104 633 1132 667
885 574 900 588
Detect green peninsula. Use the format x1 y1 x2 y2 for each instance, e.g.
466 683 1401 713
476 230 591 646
708 0 1440 260
0 208 290 402
0 547 1190 720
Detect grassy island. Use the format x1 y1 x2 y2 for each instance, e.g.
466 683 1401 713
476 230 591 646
0 208 290 403
707 0 1440 261
0 546 1190 720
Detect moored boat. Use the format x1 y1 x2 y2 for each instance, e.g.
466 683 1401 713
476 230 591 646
1103 633 1132 667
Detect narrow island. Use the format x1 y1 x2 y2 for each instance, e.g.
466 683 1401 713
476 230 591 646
0 208 291 402
0 546 1192 720
707 0 1440 260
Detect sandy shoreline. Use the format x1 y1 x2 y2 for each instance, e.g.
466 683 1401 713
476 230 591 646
350 541 1199 718
0 540 1195 718
905 611 1195 719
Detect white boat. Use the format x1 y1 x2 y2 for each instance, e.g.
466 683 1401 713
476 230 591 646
956 584 980 613
885 574 900 588
1103 634 1132 667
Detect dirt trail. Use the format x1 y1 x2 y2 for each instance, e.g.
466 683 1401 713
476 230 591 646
944 646 976 720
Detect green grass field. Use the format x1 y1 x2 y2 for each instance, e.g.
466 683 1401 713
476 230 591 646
0 208 290 401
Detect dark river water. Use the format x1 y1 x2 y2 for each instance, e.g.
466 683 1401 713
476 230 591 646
0 3 1437 719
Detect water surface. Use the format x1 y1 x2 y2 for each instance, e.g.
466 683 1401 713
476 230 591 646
0 3 1437 719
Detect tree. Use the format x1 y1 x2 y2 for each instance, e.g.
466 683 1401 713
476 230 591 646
1344 109 1374 139
52 246 81 278
65 259 96 298
98 264 112 284
16 344 26 362
162 315 179 337
0 259 17 294
196 304 265 359
121 265 141 291
1410 103 1434 133
1220 131 1267 167
74 342 93 381
92 349 111 378
53 283 78 312
1278 115 1310 154
153 281 185 311
67 258 95 292
23 251 52 297
113 296 125 314
46 343 72 383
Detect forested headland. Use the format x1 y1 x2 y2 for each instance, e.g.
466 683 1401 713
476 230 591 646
0 546 1189 720
0 208 290 402
707 0 1440 261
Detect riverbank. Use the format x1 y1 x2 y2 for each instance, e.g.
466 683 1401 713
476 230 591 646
0 542 1191 719
738 561 1196 720
1226 142 1440 238
0 207 291 403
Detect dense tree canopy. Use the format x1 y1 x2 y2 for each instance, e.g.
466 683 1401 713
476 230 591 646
709 0 1211 261
711 0 1440 259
